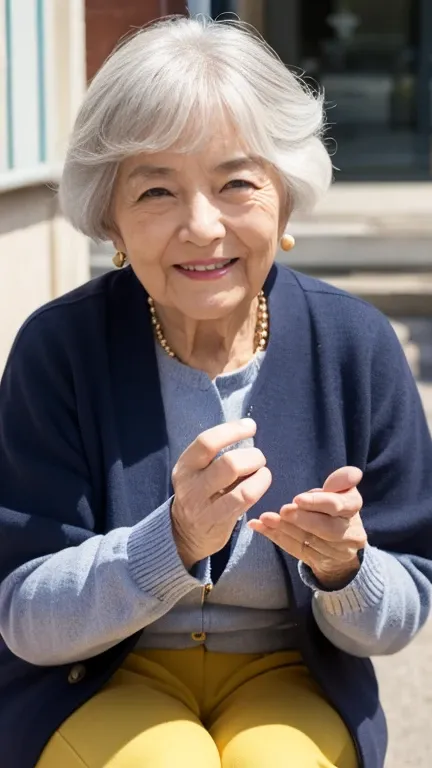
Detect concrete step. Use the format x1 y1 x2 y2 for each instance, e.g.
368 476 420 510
397 318 432 382
389 321 420 378
391 321 410 346
278 237 432 273
312 272 432 317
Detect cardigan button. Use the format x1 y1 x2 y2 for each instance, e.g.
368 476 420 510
191 632 206 643
68 663 86 684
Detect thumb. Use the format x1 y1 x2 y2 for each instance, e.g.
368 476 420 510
323 466 363 494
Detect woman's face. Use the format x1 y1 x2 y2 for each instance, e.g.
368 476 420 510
111 123 288 320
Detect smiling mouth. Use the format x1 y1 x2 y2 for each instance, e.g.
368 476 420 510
175 258 239 272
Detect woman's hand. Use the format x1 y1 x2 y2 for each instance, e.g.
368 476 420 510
171 419 272 570
248 466 367 589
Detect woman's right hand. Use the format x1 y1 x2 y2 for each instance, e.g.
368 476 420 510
171 418 272 569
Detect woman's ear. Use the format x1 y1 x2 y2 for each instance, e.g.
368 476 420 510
279 190 293 237
107 229 126 255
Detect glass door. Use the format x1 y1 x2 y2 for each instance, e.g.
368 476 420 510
300 0 432 179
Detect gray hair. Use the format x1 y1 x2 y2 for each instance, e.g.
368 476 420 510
59 16 332 241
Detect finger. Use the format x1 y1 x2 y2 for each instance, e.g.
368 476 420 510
255 513 340 558
279 509 367 552
181 419 257 470
322 466 363 493
282 494 320 511
214 466 272 520
293 488 363 518
248 519 325 567
279 502 298 514
204 447 266 498
280 506 350 542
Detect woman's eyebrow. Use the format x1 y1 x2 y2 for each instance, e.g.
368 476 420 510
127 165 175 181
214 156 262 173
127 156 263 182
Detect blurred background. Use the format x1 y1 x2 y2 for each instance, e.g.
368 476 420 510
0 1 431 764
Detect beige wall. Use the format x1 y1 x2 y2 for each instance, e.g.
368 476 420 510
0 0 89 374
0 0 7 172
0 186 89 373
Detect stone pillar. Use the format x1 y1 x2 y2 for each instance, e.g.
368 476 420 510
0 0 7 173
0 0 89 373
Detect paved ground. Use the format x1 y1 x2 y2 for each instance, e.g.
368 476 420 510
375 617 432 767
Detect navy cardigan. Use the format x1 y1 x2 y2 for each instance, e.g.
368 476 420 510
1 263 432 768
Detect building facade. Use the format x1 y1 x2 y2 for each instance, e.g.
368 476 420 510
0 0 89 372
84 0 432 284
86 0 187 80
85 0 431 181
193 0 432 181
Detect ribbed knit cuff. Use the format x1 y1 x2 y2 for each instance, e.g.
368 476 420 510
299 544 386 616
127 498 200 604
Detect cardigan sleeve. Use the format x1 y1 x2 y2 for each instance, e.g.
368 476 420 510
0 313 202 665
301 312 432 656
299 543 432 656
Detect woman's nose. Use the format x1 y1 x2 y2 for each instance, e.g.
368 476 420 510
179 194 226 245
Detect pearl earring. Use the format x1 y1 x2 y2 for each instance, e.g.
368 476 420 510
280 234 296 252
112 251 127 268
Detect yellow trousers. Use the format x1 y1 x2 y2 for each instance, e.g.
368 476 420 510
37 648 358 768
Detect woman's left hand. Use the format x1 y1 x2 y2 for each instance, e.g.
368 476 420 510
248 466 367 589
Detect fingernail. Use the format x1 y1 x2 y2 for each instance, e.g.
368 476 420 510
347 468 362 485
241 418 256 430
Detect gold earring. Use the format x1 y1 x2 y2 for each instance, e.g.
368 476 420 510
280 234 296 252
112 251 127 268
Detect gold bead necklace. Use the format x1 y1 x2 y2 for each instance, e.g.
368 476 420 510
148 290 269 360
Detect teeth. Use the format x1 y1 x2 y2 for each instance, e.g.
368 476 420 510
180 260 232 272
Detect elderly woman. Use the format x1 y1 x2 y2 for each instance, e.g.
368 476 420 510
0 16 431 768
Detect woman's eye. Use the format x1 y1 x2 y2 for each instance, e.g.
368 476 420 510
138 187 172 200
223 179 255 190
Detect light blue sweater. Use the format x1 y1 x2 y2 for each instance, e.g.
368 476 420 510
0 343 429 665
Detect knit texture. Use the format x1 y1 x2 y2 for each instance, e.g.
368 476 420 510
1 264 432 767
0 307 430 663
